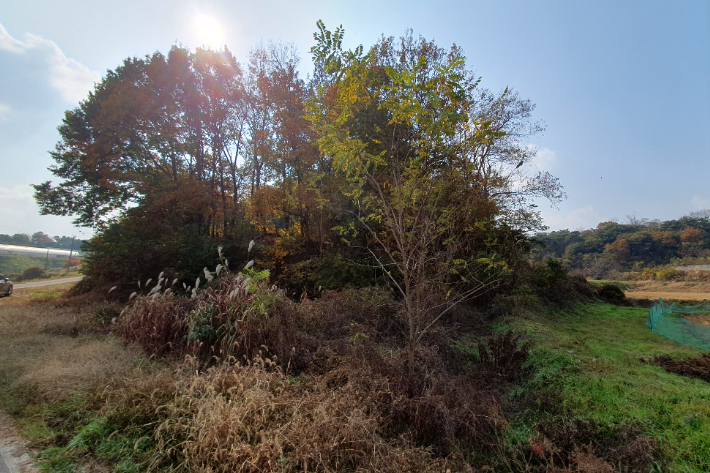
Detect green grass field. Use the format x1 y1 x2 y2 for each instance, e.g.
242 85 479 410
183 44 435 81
504 304 710 472
0 254 69 274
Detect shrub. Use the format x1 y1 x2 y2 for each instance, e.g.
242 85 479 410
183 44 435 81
529 259 568 288
643 265 680 281
81 210 254 290
594 283 628 305
93 303 122 325
61 258 81 269
20 266 47 281
474 331 532 382
277 251 385 298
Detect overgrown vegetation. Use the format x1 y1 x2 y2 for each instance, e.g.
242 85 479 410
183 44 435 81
5 270 710 472
7 17 708 473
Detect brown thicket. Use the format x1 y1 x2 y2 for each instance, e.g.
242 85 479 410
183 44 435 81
113 273 541 471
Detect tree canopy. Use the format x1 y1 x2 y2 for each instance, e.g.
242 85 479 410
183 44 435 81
33 23 562 302
535 213 710 278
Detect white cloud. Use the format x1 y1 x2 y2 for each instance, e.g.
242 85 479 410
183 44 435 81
0 22 100 104
0 103 10 120
541 206 602 231
0 23 24 53
534 147 556 170
691 196 710 211
0 185 90 238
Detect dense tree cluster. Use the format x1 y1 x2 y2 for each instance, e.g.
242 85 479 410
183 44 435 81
536 212 710 278
33 23 562 302
0 232 84 250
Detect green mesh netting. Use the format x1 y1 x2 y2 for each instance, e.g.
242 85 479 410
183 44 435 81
647 299 710 350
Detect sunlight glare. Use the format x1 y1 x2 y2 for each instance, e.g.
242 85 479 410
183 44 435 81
193 14 225 49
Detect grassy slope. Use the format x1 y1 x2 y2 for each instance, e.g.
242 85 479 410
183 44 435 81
0 255 68 274
507 304 710 472
0 284 143 472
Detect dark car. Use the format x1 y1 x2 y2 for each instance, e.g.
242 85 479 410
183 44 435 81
0 274 13 297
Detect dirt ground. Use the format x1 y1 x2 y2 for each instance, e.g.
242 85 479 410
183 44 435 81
0 411 37 473
652 354 710 383
625 280 710 302
682 314 710 327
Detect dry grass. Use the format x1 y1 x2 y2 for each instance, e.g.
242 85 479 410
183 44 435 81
151 358 463 473
0 283 142 404
626 291 709 301
625 280 710 301
110 277 519 472
15 339 139 402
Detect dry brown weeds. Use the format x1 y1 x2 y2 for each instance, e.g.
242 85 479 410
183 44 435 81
0 284 142 403
151 357 467 473
112 276 523 471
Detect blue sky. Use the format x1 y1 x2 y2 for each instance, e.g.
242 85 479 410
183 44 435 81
1 0 708 238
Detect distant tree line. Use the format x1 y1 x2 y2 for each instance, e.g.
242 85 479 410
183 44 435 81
535 211 710 278
0 232 85 250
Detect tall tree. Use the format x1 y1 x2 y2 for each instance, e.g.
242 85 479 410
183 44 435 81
33 46 246 234
309 23 541 371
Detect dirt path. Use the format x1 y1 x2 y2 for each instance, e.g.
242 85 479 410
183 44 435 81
0 412 37 473
13 277 82 289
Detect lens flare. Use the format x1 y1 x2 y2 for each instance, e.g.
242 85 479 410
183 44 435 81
193 14 225 49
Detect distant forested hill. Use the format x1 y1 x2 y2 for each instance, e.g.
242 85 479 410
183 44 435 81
534 211 710 277
0 232 87 250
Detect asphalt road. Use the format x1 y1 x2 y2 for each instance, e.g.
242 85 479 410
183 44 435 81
13 276 82 289
0 453 9 473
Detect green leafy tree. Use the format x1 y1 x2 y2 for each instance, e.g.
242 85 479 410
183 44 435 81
308 23 552 371
31 232 54 248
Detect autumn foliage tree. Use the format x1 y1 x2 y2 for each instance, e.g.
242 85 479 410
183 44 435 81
33 44 338 283
308 23 561 370
33 24 562 312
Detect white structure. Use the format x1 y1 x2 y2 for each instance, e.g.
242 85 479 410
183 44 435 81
676 265 710 272
0 244 81 258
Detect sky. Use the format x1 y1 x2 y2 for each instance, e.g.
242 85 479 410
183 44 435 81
0 0 708 239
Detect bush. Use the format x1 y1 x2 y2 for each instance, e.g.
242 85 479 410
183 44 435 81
19 266 47 281
643 265 680 281
81 206 255 291
509 260 595 306
593 283 628 305
277 251 385 298
473 331 532 382
529 259 568 288
93 303 122 325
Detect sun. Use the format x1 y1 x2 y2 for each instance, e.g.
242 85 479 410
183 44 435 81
193 14 226 49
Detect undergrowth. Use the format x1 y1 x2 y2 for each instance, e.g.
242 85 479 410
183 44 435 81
5 261 710 472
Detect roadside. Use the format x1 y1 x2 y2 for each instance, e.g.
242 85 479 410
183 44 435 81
0 282 141 472
0 411 37 473
13 277 83 289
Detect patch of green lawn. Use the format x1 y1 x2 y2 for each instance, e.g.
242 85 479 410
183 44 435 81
510 304 710 472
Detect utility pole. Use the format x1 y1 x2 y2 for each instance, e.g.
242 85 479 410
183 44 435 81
67 236 75 272
45 249 49 271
